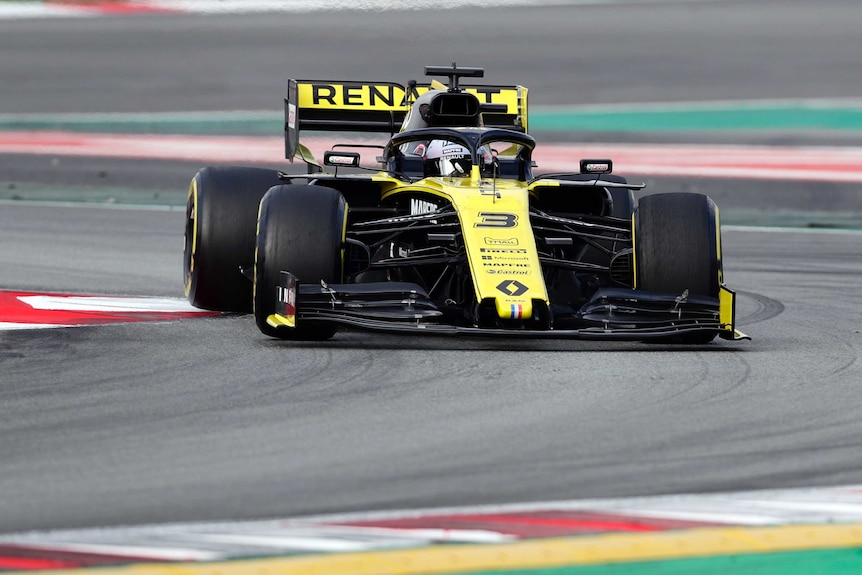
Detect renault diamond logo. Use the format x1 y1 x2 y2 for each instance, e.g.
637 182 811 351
496 280 528 297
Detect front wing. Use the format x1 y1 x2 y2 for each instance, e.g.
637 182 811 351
266 272 749 341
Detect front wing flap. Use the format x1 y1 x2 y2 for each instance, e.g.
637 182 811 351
267 272 749 341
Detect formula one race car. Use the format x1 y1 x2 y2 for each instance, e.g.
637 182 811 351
183 64 748 343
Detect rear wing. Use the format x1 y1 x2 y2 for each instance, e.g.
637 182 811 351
285 79 529 161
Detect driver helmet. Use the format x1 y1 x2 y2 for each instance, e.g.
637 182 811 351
424 140 472 177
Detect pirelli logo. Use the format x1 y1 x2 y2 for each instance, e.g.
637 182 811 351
297 81 520 112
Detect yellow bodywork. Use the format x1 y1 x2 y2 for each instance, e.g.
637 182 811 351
383 169 548 321
267 312 294 329
716 208 748 340
719 285 749 340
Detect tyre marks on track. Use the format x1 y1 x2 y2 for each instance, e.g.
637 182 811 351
735 290 786 327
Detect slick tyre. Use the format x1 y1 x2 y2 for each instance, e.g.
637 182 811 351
634 192 722 343
183 167 284 312
254 185 346 340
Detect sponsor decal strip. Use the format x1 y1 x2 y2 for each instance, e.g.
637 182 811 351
3 131 862 182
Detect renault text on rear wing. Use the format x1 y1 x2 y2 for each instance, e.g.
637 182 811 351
285 79 528 161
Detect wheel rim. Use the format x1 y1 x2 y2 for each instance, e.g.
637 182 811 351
182 177 197 297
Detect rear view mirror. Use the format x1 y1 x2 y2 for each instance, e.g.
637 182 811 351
324 151 361 168
580 159 613 174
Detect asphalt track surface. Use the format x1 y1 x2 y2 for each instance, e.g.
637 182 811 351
1 0 862 535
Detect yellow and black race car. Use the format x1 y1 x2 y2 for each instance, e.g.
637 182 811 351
183 65 748 343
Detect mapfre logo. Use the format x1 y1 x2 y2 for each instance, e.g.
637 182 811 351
484 237 519 246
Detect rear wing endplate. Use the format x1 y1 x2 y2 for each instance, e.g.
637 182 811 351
285 79 529 161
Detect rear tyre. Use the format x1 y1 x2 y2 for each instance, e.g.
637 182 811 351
634 192 722 343
184 166 284 312
254 185 346 340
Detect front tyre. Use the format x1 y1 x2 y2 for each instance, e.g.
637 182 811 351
254 185 347 340
184 166 284 312
634 192 722 343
